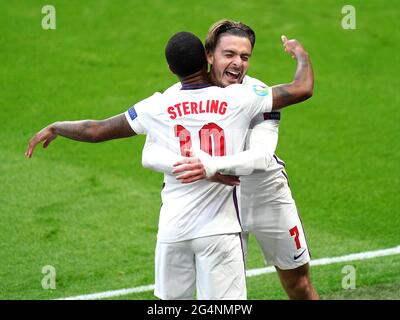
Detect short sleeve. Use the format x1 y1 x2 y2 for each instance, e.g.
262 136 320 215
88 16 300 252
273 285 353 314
124 107 145 134
124 92 161 134
227 84 273 119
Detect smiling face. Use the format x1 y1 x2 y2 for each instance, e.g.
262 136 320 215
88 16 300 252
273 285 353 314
207 34 252 88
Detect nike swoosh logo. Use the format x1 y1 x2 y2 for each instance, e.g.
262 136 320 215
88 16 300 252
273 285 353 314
294 249 306 260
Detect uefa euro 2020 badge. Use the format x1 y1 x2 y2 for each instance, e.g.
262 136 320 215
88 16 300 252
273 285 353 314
252 84 268 96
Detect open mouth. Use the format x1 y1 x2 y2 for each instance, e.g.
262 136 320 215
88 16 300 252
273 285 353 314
225 70 241 82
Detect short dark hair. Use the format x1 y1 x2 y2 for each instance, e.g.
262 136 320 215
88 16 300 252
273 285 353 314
205 19 256 53
165 32 207 78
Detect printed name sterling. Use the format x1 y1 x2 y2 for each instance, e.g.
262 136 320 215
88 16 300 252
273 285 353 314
168 99 228 120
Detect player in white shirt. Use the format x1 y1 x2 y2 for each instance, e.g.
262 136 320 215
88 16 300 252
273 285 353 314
141 20 319 299
25 22 317 299
125 84 275 244
26 31 279 300
125 31 280 299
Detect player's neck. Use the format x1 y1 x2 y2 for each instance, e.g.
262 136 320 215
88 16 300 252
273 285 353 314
179 69 211 88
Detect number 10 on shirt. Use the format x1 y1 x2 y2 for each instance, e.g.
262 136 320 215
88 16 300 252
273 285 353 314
175 123 225 157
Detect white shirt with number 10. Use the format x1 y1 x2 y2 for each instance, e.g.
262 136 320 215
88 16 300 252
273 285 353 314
125 83 273 243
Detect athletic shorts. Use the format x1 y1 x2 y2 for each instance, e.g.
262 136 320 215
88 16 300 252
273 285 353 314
154 233 246 300
241 189 311 270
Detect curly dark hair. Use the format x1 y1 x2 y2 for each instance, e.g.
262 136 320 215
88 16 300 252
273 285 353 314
165 32 207 78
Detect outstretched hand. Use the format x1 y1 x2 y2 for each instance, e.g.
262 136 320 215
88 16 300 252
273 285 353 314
25 125 57 158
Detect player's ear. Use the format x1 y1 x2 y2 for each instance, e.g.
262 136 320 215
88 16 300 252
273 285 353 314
206 51 214 65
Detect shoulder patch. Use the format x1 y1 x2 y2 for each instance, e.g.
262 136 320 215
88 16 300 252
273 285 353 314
263 112 280 120
128 106 138 121
252 84 268 96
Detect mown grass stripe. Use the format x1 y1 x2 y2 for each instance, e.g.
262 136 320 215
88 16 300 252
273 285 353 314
58 245 400 300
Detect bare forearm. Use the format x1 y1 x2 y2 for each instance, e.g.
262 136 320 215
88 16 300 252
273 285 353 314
52 113 135 143
272 50 314 110
52 120 102 142
26 113 134 157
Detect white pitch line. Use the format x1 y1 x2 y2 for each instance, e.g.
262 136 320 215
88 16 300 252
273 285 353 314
59 245 400 300
60 284 155 300
245 245 400 277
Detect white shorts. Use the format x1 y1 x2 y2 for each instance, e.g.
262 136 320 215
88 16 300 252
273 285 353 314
241 189 311 270
154 233 246 300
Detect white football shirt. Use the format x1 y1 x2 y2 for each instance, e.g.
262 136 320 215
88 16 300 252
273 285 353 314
125 84 273 242
161 76 286 203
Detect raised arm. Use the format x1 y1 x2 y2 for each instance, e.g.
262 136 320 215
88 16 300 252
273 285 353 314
272 35 314 110
25 113 135 158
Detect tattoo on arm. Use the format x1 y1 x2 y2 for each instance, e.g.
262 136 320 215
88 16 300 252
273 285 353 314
273 86 293 99
53 120 98 142
272 53 313 110
272 85 295 110
295 55 309 82
53 113 135 143
96 113 136 141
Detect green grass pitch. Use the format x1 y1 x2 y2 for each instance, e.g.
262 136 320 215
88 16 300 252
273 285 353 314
1 0 399 299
